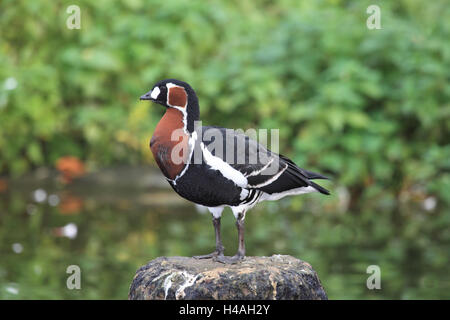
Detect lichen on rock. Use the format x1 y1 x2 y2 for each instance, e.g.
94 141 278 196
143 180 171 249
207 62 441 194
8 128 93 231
129 255 327 300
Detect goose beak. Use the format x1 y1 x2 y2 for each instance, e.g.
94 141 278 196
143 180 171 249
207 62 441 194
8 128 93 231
140 92 153 100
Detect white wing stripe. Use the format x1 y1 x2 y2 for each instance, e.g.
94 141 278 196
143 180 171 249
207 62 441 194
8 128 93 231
201 142 248 187
247 164 288 188
244 157 275 177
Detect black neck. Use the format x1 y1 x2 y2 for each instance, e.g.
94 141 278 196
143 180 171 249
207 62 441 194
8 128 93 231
186 88 199 133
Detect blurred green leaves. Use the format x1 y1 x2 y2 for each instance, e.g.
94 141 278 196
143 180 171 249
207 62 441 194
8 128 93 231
0 0 449 208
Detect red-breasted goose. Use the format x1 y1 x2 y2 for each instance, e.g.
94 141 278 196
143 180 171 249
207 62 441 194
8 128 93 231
140 79 330 264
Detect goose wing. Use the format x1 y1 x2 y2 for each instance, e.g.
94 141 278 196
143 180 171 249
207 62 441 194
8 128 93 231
198 126 330 195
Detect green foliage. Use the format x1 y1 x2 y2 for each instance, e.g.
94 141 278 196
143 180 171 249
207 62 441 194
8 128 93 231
1 0 449 209
1 0 449 207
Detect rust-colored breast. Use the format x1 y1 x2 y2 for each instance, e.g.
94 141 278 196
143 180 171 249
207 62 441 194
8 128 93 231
150 108 189 180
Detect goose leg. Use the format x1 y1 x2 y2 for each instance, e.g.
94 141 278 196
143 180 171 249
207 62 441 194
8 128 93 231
193 217 224 259
215 211 245 264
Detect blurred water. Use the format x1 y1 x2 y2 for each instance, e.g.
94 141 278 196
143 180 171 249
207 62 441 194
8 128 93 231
0 167 448 299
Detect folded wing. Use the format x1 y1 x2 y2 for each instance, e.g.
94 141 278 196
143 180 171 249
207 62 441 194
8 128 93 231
199 126 330 196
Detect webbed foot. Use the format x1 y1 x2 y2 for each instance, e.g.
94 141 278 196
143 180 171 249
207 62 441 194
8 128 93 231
193 251 222 259
213 253 244 264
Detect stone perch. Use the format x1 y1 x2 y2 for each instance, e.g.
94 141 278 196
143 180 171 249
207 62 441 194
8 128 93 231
129 255 327 300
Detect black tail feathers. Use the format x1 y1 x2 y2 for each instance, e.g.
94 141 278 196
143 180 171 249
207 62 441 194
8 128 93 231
309 180 331 195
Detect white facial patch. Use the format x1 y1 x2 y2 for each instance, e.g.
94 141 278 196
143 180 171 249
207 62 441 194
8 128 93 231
150 86 160 99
